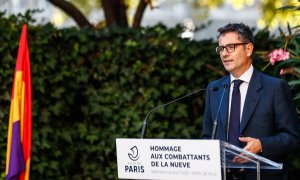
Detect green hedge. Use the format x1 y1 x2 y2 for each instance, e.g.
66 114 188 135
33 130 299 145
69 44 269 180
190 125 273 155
0 12 299 179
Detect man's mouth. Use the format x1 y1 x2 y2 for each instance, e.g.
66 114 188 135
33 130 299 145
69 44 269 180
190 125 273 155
223 59 233 63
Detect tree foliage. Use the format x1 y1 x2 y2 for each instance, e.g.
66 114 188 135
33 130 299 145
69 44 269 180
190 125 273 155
46 0 300 29
47 0 152 28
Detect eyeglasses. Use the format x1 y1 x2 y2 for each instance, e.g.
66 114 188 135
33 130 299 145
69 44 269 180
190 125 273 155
216 42 249 54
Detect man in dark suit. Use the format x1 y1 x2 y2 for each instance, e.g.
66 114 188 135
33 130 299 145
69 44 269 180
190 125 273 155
202 23 300 180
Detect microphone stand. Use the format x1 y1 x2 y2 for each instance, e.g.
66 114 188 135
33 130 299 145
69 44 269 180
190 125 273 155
140 88 217 138
211 85 228 140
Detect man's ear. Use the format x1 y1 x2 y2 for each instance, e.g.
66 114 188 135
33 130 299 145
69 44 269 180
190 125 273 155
246 43 254 57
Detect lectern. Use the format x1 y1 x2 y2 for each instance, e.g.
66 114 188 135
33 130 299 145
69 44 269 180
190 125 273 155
116 138 282 180
220 141 282 180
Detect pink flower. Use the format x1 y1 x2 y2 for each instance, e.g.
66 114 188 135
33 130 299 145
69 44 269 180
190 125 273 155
268 48 290 65
280 67 294 75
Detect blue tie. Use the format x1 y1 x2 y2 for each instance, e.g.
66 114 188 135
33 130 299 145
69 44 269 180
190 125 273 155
228 80 243 147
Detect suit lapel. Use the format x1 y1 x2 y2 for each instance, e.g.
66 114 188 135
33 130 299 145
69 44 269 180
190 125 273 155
240 69 262 132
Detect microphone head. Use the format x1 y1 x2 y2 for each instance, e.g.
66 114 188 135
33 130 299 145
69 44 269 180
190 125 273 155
211 84 228 92
212 87 219 91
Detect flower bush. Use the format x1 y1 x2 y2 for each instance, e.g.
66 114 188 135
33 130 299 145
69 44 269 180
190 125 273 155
267 30 300 110
262 4 300 113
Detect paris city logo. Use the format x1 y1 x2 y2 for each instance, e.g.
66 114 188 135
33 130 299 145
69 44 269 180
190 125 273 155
125 145 144 173
128 146 140 161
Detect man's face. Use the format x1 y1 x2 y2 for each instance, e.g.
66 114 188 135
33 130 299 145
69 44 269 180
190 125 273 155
218 32 253 78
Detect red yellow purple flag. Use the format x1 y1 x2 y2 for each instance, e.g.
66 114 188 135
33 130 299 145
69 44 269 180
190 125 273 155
6 24 32 180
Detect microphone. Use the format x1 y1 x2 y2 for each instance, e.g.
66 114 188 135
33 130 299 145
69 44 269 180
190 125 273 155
140 87 218 138
211 84 229 140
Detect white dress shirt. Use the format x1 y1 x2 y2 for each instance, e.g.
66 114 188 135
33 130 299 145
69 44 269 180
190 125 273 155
228 65 254 123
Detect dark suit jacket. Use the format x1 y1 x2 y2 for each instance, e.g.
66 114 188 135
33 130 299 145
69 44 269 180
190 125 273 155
203 68 300 180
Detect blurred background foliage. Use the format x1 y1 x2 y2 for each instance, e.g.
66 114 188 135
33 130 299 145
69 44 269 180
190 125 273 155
254 1 300 109
0 1 300 179
47 0 300 29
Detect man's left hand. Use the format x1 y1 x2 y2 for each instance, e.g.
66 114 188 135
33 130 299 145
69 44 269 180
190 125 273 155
232 137 262 163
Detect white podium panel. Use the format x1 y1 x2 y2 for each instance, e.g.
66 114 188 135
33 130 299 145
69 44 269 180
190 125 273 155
116 138 222 180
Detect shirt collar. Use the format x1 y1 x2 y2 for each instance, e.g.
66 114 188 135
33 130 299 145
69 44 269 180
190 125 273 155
230 65 253 83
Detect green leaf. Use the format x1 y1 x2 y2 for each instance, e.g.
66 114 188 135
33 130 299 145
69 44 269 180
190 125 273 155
289 79 300 86
277 5 297 11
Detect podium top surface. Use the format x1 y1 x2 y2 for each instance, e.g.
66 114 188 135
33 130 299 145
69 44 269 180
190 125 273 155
221 141 283 170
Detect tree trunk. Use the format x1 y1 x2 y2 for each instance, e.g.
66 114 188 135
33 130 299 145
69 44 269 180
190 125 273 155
47 0 92 28
101 0 128 27
132 0 150 28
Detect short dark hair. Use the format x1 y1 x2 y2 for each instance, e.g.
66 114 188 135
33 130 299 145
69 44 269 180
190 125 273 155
217 23 254 44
